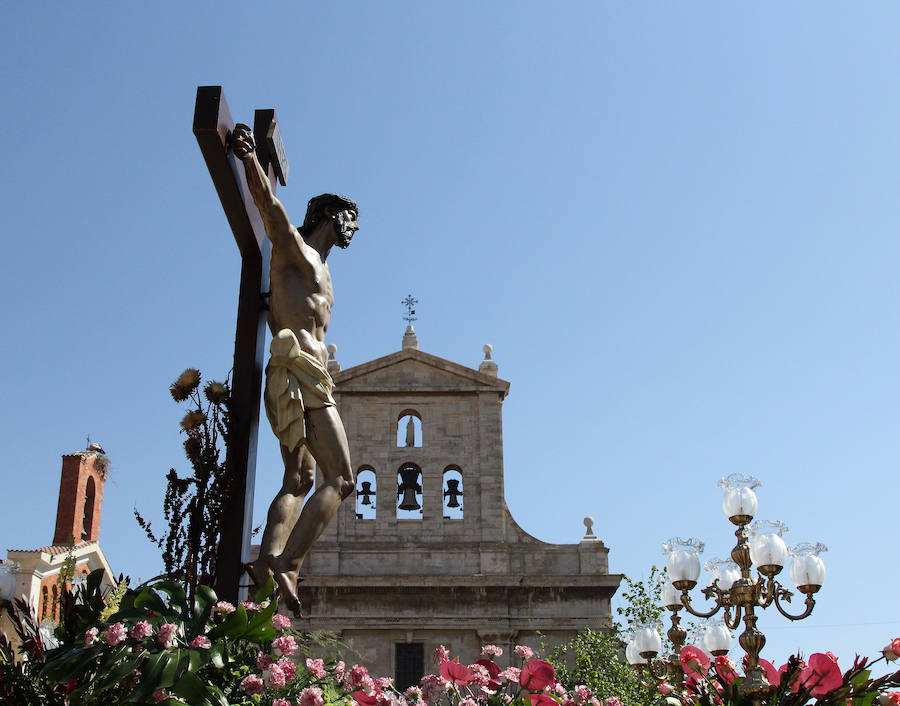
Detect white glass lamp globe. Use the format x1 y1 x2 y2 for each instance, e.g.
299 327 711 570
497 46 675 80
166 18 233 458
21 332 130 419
717 474 761 524
704 558 741 590
789 542 827 593
702 621 733 656
626 638 647 665
749 520 789 576
662 537 704 590
633 624 663 659
660 580 683 610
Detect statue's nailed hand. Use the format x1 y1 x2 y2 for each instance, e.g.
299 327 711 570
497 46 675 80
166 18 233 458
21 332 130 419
230 123 256 159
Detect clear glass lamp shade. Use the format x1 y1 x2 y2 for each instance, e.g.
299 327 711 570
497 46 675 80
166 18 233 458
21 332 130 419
749 520 789 575
789 542 827 592
704 558 741 590
717 474 761 522
626 638 647 665
662 537 704 587
660 580 683 609
634 624 663 658
703 621 733 655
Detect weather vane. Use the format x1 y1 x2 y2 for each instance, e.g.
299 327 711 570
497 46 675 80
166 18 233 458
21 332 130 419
402 294 418 325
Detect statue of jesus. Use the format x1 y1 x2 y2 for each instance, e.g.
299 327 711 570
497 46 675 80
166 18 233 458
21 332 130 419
231 123 358 617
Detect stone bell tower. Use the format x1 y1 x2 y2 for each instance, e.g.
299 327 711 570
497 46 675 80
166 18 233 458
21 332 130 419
52 443 109 545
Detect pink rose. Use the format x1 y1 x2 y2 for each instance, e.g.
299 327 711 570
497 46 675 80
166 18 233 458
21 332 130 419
481 644 503 658
271 613 292 631
272 635 298 657
715 655 738 684
189 635 211 649
105 622 127 646
658 682 674 696
130 620 153 640
307 657 327 679
680 645 710 675
83 627 98 647
519 660 556 691
278 657 297 681
300 687 325 706
240 674 264 695
157 623 178 648
263 663 286 688
515 645 535 659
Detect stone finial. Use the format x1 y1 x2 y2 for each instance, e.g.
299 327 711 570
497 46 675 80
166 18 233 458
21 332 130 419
478 343 498 376
581 516 599 542
326 343 341 374
402 324 419 350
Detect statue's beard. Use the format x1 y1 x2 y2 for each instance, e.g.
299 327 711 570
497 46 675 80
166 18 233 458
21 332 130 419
336 228 354 249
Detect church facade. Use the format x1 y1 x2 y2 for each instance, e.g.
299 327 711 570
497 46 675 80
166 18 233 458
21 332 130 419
294 328 620 686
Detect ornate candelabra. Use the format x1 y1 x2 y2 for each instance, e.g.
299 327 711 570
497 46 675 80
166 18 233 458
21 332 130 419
651 475 827 704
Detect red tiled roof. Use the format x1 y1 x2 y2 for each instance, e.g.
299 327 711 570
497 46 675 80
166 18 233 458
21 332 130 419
7 541 96 555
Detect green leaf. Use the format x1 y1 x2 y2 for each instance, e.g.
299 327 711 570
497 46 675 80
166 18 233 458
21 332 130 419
850 670 872 688
208 642 225 669
127 649 169 703
134 587 169 616
172 670 219 706
253 575 277 603
207 604 248 640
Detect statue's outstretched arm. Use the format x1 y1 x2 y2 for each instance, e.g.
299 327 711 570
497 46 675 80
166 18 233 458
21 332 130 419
231 123 293 248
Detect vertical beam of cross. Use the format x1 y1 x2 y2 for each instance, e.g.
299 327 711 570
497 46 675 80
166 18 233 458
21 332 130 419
192 86 284 601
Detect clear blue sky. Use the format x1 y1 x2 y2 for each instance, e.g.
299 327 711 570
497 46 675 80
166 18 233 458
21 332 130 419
1 2 898 671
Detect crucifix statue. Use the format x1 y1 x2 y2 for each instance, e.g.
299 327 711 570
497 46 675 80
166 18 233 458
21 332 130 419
193 87 359 615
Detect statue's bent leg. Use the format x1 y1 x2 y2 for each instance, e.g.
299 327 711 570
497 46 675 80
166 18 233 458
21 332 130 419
248 446 314 586
269 405 354 615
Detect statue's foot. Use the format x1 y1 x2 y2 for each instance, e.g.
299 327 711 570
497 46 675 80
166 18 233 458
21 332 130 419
265 555 304 618
243 559 271 588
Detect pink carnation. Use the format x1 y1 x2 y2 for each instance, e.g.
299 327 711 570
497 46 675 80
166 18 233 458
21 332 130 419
130 621 153 640
421 673 450 703
467 664 490 686
190 635 211 649
153 687 169 703
272 635 298 657
240 674 265 695
499 667 521 682
375 676 394 690
307 657 328 679
157 623 178 648
213 601 235 614
574 686 593 705
515 645 535 659
84 627 98 647
257 651 274 670
273 700 292 706
271 613 292 631
300 686 325 706
348 664 370 689
263 663 287 688
106 622 127 646
240 600 260 611
602 698 621 706
278 657 297 682
433 645 450 665
335 660 347 683
482 644 503 658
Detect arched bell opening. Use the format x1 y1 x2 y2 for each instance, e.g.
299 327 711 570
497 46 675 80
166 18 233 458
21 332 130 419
442 466 464 520
83 476 96 539
355 467 377 520
396 462 423 519
396 410 422 448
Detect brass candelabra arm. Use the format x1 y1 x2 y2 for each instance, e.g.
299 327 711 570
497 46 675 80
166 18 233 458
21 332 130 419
724 603 743 631
632 665 656 691
680 585 724 619
756 575 777 608
646 659 669 681
772 583 816 621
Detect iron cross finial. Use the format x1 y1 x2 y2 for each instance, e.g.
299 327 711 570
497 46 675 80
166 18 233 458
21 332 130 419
402 295 418 325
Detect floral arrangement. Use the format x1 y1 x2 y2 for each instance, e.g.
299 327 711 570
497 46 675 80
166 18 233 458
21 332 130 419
647 642 900 706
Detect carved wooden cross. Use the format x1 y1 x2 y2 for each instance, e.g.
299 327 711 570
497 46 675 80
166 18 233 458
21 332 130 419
192 86 289 601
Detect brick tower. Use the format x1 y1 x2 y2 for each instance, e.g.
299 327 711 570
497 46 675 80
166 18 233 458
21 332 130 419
52 443 109 545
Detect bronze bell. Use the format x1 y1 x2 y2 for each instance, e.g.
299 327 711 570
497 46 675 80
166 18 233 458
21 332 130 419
397 466 422 511
358 480 375 506
444 479 463 508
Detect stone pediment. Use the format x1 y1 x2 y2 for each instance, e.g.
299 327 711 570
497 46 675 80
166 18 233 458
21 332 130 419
334 349 509 398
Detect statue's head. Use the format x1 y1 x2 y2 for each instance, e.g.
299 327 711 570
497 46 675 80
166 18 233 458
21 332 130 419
300 193 359 248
